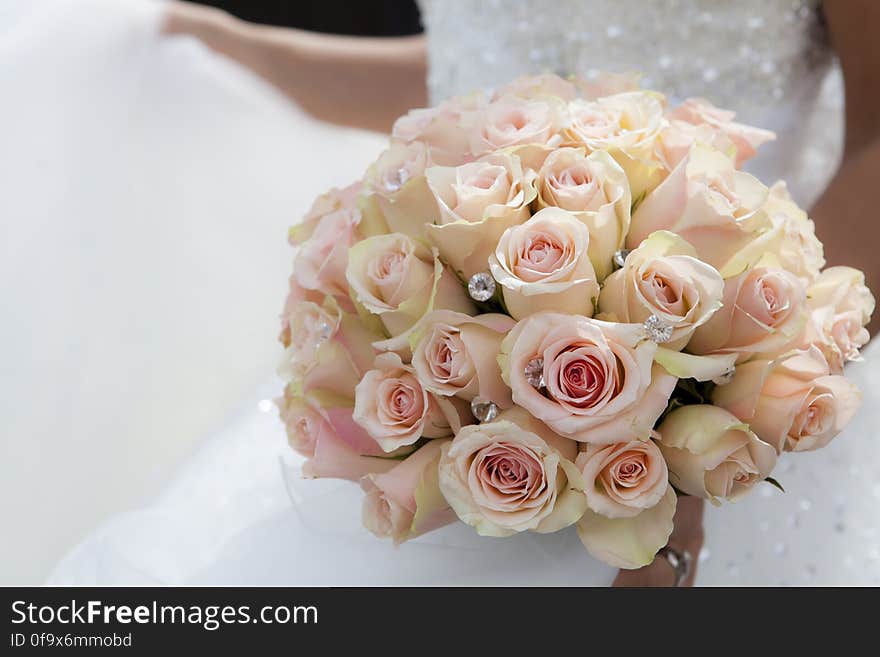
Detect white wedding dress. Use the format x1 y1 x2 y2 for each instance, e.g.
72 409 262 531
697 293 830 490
42 0 880 586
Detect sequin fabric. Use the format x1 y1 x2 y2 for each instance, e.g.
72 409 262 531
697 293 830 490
418 0 842 207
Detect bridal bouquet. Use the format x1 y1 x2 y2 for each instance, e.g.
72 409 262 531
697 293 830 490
277 73 873 568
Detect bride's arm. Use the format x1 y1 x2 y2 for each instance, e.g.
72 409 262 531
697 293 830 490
813 0 880 335
162 1 427 133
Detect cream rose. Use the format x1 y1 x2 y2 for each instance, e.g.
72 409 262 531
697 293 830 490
807 266 875 321
494 73 578 102
565 91 664 157
627 144 773 277
279 388 395 481
713 347 862 453
758 182 825 286
598 231 724 350
668 97 776 167
346 233 475 336
469 96 565 157
361 439 456 544
656 404 778 504
411 310 515 406
575 437 677 569
565 91 666 196
425 152 537 279
499 313 677 444
438 407 587 536
489 208 600 319
535 148 631 279
688 266 808 363
361 141 438 239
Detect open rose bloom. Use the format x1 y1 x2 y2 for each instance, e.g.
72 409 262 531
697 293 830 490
276 73 873 571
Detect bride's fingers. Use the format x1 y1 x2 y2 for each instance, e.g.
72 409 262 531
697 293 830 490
670 495 705 546
611 496 705 587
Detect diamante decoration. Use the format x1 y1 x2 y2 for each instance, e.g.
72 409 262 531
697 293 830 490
468 272 496 302
713 367 736 385
316 321 333 342
643 315 674 343
524 357 545 388
613 248 632 269
471 397 499 423
383 167 409 193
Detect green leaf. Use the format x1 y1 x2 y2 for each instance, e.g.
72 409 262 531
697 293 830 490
764 476 785 493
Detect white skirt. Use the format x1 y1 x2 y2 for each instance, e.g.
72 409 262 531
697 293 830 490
6 0 877 587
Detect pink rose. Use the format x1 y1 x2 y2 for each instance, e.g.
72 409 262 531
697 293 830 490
293 204 361 301
713 347 862 453
499 313 677 444
535 148 631 279
438 407 586 536
627 145 772 277
668 97 775 167
469 96 564 157
801 266 874 373
278 274 333 346
598 231 724 350
279 388 393 481
575 437 677 569
803 307 871 374
688 266 807 363
656 119 737 171
577 438 668 518
353 353 467 453
656 404 778 503
391 95 482 166
425 152 537 279
361 439 456 544
277 297 380 399
346 233 475 336
488 207 600 319
288 182 361 246
411 310 515 406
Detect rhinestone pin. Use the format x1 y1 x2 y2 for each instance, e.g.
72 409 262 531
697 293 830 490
613 249 632 269
316 320 333 342
468 272 496 302
712 367 736 385
643 315 673 343
524 357 545 388
383 167 409 193
470 397 498 423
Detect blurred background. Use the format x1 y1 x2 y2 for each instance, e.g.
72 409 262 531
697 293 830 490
0 0 410 584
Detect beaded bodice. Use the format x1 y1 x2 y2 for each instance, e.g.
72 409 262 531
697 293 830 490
417 0 841 206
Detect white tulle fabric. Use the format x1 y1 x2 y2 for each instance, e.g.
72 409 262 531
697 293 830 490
42 0 880 586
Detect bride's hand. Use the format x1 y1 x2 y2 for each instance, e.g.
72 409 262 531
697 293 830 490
612 496 705 587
